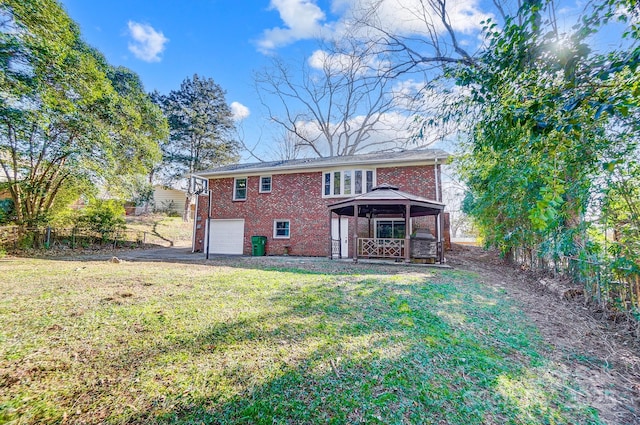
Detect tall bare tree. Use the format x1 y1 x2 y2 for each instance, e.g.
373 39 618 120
256 39 417 157
347 0 511 77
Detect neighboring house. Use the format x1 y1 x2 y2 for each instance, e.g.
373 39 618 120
151 185 194 218
192 149 450 261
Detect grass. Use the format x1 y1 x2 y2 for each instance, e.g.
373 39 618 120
124 215 193 247
0 259 601 424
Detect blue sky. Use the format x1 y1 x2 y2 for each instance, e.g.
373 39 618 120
61 0 341 93
59 0 502 159
60 0 347 159
59 0 621 160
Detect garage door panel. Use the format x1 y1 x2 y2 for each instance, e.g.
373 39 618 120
208 219 244 255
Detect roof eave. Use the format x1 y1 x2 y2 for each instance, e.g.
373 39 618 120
328 198 445 211
194 151 450 179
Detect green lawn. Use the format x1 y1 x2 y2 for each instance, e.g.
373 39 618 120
0 258 600 424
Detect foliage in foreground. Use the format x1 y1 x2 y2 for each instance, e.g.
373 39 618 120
0 260 600 424
0 0 167 227
452 0 640 312
458 0 639 254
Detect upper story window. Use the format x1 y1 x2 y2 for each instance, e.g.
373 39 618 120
233 177 247 201
323 169 375 197
260 176 272 193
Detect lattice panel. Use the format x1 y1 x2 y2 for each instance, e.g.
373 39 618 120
331 239 341 258
358 238 405 258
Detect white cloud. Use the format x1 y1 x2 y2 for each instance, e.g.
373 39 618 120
308 49 390 77
258 0 491 53
349 0 491 37
231 102 250 121
258 0 329 52
308 49 362 73
127 21 169 62
308 49 329 69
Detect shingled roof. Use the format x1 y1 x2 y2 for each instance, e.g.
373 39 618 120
194 148 449 178
328 183 445 217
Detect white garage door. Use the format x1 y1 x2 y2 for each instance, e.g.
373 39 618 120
208 219 245 255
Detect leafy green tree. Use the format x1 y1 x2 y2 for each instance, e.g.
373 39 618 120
152 74 239 220
454 0 639 259
346 0 638 262
47 174 95 227
0 0 166 226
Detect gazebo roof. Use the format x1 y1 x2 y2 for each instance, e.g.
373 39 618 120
328 184 445 217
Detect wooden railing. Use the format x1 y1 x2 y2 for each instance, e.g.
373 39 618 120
358 238 405 259
331 238 341 259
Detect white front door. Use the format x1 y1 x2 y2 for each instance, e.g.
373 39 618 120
208 219 245 255
331 217 349 258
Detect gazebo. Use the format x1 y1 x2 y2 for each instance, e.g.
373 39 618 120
327 184 446 263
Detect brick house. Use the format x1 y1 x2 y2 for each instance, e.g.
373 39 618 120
192 149 450 260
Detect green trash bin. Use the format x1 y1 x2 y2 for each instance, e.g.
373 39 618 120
251 236 267 256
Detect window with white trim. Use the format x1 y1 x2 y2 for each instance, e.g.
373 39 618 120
375 219 407 239
273 220 290 238
260 176 272 193
324 172 331 196
344 171 351 195
233 177 247 200
323 169 375 197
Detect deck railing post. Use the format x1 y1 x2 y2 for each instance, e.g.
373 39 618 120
328 210 333 259
353 205 359 263
405 204 411 263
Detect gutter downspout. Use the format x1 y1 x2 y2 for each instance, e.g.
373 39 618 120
435 158 440 202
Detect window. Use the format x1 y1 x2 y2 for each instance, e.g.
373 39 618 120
233 177 247 200
260 176 272 193
323 169 375 197
354 170 362 194
273 220 290 238
366 170 374 192
324 173 331 196
376 219 407 239
343 171 351 195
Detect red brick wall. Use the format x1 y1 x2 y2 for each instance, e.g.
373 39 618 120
193 194 210 252
376 164 439 199
443 212 451 250
376 164 441 237
193 164 447 256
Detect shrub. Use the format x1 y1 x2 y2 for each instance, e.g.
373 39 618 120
77 200 126 239
0 199 14 225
